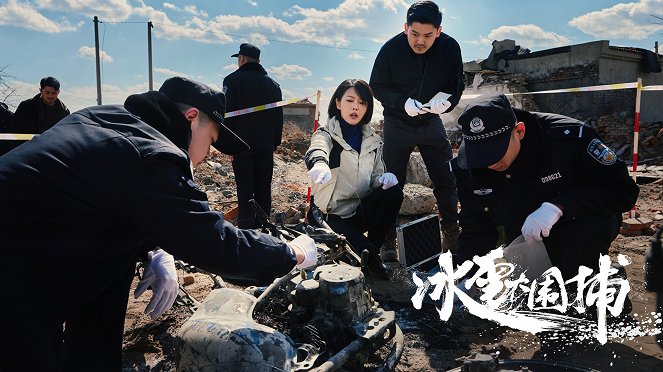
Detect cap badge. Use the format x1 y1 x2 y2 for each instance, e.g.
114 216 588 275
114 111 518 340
469 117 485 133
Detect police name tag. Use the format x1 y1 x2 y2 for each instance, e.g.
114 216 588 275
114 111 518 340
587 138 617 165
473 188 493 195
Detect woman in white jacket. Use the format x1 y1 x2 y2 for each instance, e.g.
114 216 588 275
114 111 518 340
304 79 403 280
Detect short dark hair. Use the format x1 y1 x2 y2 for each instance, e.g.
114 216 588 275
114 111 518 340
327 79 374 125
40 76 60 90
407 1 442 28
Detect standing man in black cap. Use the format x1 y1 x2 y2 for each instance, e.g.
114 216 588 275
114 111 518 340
6 76 70 151
0 76 316 371
369 1 464 256
223 43 284 228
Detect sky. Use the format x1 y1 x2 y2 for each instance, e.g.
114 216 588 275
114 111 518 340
1 0 662 119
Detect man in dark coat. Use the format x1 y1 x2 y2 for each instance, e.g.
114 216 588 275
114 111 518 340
9 76 70 135
223 43 284 228
0 77 316 371
369 1 464 255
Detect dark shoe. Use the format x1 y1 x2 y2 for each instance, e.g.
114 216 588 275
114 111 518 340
365 254 390 280
441 223 460 253
380 228 399 262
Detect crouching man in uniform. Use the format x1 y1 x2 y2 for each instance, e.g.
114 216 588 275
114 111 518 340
0 77 316 371
449 93 639 357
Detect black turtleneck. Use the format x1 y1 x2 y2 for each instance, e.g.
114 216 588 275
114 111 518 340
338 116 362 153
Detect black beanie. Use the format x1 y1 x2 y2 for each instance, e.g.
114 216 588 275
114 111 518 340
124 91 192 150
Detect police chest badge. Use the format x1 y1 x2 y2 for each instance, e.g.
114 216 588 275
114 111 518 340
469 117 485 133
587 138 616 165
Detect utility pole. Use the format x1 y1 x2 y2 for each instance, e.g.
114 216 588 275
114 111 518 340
148 21 154 91
94 16 102 105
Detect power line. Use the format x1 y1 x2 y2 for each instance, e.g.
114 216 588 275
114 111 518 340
152 22 380 53
96 18 484 60
99 21 148 24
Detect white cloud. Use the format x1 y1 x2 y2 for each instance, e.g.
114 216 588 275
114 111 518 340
219 0 381 48
8 80 37 109
0 0 77 32
267 64 312 80
162 3 208 18
380 0 408 13
249 33 269 47
222 63 238 72
281 88 295 99
35 0 133 22
183 5 208 18
247 0 258 7
323 76 334 81
154 67 189 78
2 0 399 50
348 52 365 59
477 24 571 50
78 46 113 62
569 0 663 40
133 4 233 44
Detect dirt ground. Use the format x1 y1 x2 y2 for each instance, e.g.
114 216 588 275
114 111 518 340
121 122 663 371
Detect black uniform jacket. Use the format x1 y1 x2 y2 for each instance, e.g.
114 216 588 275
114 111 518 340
223 62 283 151
451 109 639 262
370 32 464 124
0 93 296 310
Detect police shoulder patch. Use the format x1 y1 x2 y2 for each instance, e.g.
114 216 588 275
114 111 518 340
587 138 617 165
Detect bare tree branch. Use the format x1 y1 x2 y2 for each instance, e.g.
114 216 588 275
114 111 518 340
0 65 18 108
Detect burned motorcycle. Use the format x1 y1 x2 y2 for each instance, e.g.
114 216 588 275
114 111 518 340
175 203 404 371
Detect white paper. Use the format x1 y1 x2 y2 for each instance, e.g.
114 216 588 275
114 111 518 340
502 235 553 281
421 92 452 108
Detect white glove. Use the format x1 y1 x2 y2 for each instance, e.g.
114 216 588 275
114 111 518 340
378 172 398 189
288 235 318 269
307 162 332 185
422 99 451 115
404 98 426 117
134 248 179 319
521 202 563 242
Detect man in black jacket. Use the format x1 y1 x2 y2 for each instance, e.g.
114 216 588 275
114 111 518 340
6 76 70 151
0 77 316 371
451 93 639 280
10 76 70 133
370 1 464 254
223 43 284 228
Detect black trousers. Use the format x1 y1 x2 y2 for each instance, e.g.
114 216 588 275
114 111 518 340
382 116 458 228
232 149 274 229
324 186 404 255
544 214 620 279
0 258 136 372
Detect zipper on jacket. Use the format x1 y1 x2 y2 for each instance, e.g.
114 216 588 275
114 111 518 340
415 54 429 122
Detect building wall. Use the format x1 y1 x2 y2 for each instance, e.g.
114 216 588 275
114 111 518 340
506 41 605 79
605 56 663 122
502 40 662 122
